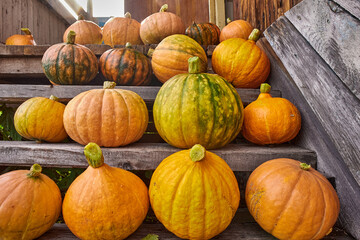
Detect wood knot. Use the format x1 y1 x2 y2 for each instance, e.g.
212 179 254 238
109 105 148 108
327 0 343 13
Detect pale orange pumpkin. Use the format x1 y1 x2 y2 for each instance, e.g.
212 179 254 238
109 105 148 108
220 18 253 42
63 15 102 45
5 28 36 45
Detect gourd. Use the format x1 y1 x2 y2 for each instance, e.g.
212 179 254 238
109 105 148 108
63 15 102 45
5 28 36 45
220 18 253 42
185 21 220 46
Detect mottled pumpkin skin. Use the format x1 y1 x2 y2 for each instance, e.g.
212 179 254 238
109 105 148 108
14 97 68 142
151 34 208 83
63 88 149 147
220 20 253 42
246 158 340 240
99 47 151 86
153 73 244 149
63 20 102 45
103 17 142 47
63 163 149 240
41 43 98 85
212 38 270 88
0 169 62 239
185 22 220 46
149 148 240 240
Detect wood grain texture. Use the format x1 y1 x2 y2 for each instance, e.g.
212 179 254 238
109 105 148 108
332 0 360 20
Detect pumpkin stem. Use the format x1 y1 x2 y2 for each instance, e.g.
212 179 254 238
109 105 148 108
78 14 85 20
67 30 76 44
124 12 131 18
300 163 311 171
188 56 201 74
125 42 132 49
103 81 116 89
248 29 261 42
21 28 32 35
84 142 104 168
192 21 197 26
226 18 232 24
260 83 271 93
49 95 59 102
147 48 155 57
190 144 206 162
27 164 42 178
160 4 168 12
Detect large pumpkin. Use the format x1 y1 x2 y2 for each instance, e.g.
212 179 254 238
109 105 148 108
220 18 253 42
42 31 98 85
14 95 68 142
153 57 244 149
63 143 149 240
5 28 36 45
212 29 270 88
242 83 301 145
246 158 340 240
0 164 62 240
63 81 148 147
99 42 151 86
63 15 102 45
185 21 220 46
102 12 143 47
149 144 240 240
151 34 208 83
140 4 185 44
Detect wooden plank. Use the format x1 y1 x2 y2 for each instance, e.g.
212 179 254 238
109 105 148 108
39 0 76 25
215 0 226 28
285 0 360 100
0 58 43 78
332 0 360 21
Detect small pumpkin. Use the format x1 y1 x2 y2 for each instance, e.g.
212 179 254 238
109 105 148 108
246 158 340 240
151 34 208 83
63 81 149 147
185 21 220 46
42 31 98 85
0 164 62 240
140 4 186 44
14 95 68 142
212 29 270 88
242 83 301 145
63 15 102 45
102 12 143 47
99 42 152 86
149 144 240 240
219 18 253 42
5 28 36 45
153 57 244 149
63 142 149 240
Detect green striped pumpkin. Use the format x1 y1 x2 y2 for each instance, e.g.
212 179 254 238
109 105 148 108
185 22 220 46
153 57 244 149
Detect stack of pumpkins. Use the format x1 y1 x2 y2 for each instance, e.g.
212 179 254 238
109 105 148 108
1 4 340 240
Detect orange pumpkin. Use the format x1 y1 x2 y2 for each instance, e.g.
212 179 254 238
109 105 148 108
242 83 301 145
5 28 36 45
219 18 253 42
63 15 102 45
246 158 340 240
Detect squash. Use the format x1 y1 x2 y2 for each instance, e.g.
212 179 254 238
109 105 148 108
42 31 98 85
149 144 240 240
5 28 36 45
63 81 148 147
153 57 243 149
63 142 149 240
0 164 62 240
246 158 340 240
14 95 68 142
140 4 185 44
185 21 220 46
151 34 208 83
220 18 253 42
99 42 151 86
242 83 301 145
63 15 102 45
212 29 270 88
102 12 143 47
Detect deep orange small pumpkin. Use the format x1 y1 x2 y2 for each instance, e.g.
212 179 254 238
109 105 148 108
5 28 36 45
63 15 102 45
219 18 253 42
185 21 220 46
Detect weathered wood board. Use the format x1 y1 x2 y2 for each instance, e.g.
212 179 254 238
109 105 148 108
332 0 360 20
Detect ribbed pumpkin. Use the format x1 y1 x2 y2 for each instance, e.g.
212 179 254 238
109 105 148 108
242 83 301 145
63 143 149 240
212 29 270 88
42 31 98 85
140 4 185 44
220 18 253 42
0 164 62 240
185 21 220 46
151 34 208 83
153 57 243 149
99 42 151 86
149 144 240 240
5 28 36 45
63 81 148 147
14 95 68 142
63 15 102 45
102 12 143 47
246 158 340 240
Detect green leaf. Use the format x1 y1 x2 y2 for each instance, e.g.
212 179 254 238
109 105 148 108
141 234 159 240
0 105 22 141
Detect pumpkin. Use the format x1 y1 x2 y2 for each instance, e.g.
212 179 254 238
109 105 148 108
242 83 301 145
212 29 270 88
185 21 220 46
63 81 148 147
246 158 340 240
5 28 36 45
42 31 98 85
14 95 68 142
63 142 149 240
63 15 102 45
99 42 152 86
149 144 240 240
153 57 244 149
219 18 253 42
102 12 143 47
0 164 62 240
140 4 185 44
151 34 208 83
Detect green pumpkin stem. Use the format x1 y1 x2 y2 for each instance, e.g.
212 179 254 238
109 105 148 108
147 48 155 57
260 83 271 93
300 163 311 171
248 29 261 42
27 164 42 178
190 144 206 162
103 81 116 89
21 28 32 35
125 42 132 49
78 14 85 20
49 95 59 102
67 31 76 44
188 56 201 74
84 142 104 168
226 18 231 24
160 4 168 12
124 12 131 18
